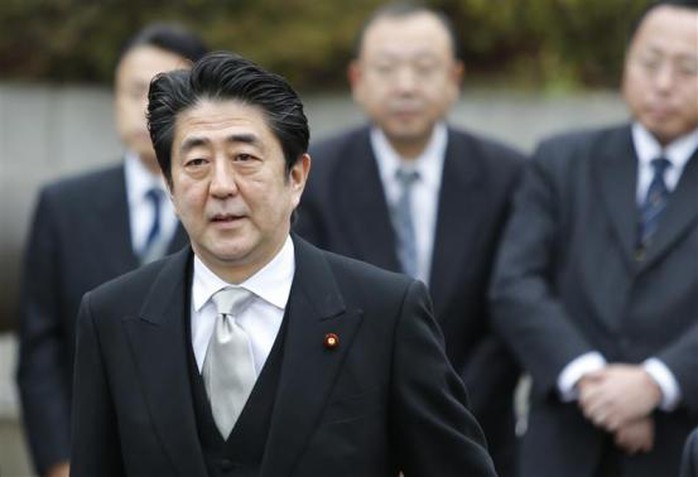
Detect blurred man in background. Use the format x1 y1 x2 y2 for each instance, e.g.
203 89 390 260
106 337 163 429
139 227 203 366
16 23 207 477
490 1 698 475
295 2 524 475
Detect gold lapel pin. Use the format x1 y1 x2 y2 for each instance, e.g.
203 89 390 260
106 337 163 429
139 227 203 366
324 333 339 350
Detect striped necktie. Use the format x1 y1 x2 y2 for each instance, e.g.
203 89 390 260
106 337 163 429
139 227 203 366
638 157 672 248
139 188 165 263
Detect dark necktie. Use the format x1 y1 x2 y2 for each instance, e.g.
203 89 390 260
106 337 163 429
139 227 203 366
202 287 256 438
392 168 420 277
638 157 672 248
140 188 164 263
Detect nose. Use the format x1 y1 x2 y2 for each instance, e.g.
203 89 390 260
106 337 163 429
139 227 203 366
394 65 418 94
209 159 238 198
653 62 675 94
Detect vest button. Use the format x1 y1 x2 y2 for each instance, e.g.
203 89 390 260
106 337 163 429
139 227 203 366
219 459 238 472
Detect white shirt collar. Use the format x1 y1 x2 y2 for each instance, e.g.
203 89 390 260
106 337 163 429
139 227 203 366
124 151 168 206
632 123 698 172
371 122 448 190
192 235 295 312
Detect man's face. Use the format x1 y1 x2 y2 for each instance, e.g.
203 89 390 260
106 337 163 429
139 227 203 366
622 5 698 145
169 99 310 282
114 45 190 169
349 12 463 155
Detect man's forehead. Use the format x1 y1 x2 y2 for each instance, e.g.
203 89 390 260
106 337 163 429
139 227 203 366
172 99 276 148
361 12 455 56
632 5 698 45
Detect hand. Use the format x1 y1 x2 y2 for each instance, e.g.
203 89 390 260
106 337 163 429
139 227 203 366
45 461 70 477
578 364 661 431
614 417 654 455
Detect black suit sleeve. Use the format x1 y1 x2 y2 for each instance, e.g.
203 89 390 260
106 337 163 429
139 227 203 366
681 428 698 477
16 190 72 474
392 280 496 476
70 293 125 476
489 145 597 393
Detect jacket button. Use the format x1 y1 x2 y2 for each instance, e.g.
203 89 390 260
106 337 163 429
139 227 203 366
219 459 237 472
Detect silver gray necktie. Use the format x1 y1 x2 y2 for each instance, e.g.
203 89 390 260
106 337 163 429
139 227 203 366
392 167 420 278
203 287 256 438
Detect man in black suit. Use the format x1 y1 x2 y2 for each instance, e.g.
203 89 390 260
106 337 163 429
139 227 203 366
489 1 698 476
294 3 524 474
70 51 496 476
16 24 207 477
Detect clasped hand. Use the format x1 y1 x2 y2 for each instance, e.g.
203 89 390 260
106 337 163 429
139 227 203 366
577 364 662 454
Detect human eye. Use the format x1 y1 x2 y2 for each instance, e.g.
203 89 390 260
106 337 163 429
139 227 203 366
635 53 661 73
233 153 255 162
676 59 698 77
414 61 437 78
184 157 208 168
371 62 396 77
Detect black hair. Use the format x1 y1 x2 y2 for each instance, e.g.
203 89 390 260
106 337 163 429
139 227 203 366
116 23 208 69
147 51 309 187
353 1 461 61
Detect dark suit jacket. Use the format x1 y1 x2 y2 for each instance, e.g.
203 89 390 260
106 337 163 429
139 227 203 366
70 237 496 476
682 428 698 477
16 163 187 474
490 124 698 477
294 126 524 475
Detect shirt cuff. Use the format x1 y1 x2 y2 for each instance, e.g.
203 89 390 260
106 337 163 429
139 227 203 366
643 358 681 411
557 352 607 402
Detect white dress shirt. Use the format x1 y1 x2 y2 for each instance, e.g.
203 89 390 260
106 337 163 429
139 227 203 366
557 123 698 411
124 152 179 255
371 122 447 285
190 236 295 375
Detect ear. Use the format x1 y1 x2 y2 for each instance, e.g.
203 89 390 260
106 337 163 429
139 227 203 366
442 59 465 105
289 153 311 207
451 60 465 91
347 60 364 102
347 60 361 87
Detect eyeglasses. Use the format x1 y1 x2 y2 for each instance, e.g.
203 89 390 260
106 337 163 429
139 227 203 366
630 53 698 80
364 59 451 81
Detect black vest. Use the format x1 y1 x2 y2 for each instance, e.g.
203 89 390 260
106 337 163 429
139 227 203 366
186 305 288 477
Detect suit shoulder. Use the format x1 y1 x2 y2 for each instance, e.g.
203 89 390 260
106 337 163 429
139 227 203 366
449 128 525 165
309 127 369 163
40 163 124 203
535 124 629 159
320 247 415 297
86 256 171 309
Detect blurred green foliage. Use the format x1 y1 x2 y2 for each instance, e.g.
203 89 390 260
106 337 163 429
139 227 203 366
0 0 649 91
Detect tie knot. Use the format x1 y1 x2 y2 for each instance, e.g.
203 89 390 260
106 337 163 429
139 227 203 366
146 187 164 205
212 287 254 317
395 167 419 187
650 157 671 175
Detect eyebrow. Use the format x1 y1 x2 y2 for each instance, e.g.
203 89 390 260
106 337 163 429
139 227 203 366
179 133 262 155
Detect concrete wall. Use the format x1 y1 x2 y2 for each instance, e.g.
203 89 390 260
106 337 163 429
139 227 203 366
0 83 628 474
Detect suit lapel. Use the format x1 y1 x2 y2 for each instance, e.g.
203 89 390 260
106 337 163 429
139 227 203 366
640 151 698 270
429 131 482 314
262 237 364 476
122 248 207 475
593 126 639 270
335 129 401 272
167 223 189 255
94 164 140 274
